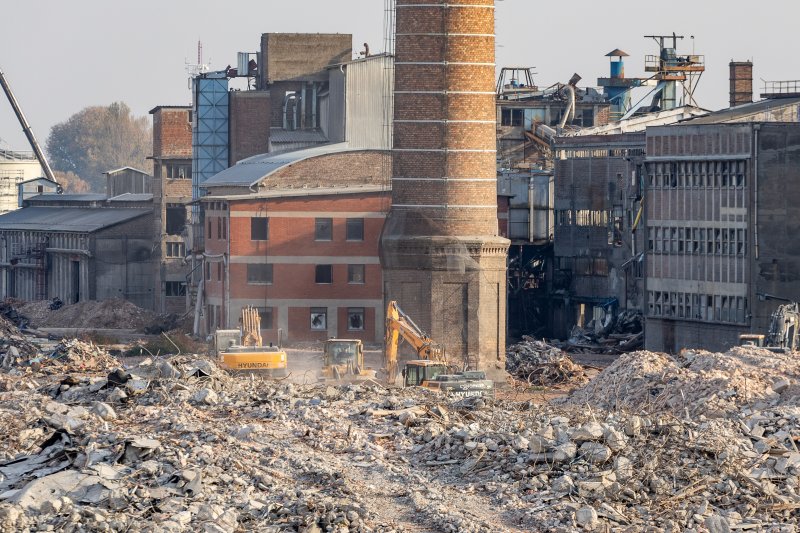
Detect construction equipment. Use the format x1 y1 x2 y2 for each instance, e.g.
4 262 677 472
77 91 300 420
215 306 288 375
384 301 494 398
319 338 377 382
740 295 800 352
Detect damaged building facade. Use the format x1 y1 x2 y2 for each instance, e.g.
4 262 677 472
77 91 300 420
644 119 800 352
150 106 193 314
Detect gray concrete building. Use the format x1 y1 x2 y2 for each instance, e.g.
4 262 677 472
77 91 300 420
0 200 154 308
644 121 800 352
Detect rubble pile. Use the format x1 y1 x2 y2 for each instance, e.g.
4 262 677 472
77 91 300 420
12 298 161 330
506 337 589 387
563 310 644 355
0 315 40 371
0 342 798 530
567 346 800 416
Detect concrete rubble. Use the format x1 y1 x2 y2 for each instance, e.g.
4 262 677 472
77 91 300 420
506 337 589 387
0 324 799 530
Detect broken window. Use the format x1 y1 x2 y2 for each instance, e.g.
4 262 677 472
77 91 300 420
166 242 185 258
165 281 186 297
251 218 268 241
166 204 186 236
310 308 327 330
348 308 365 331
347 264 365 284
247 264 273 284
315 265 333 284
315 218 332 241
346 218 364 241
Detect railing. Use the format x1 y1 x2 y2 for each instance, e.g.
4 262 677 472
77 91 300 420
762 80 800 95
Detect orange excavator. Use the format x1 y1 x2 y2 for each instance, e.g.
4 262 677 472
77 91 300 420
384 301 494 398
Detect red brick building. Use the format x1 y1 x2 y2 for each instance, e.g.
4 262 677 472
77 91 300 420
200 144 391 342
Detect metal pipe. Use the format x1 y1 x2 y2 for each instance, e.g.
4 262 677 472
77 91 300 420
311 82 318 129
559 84 576 129
754 124 760 260
301 84 307 129
294 93 301 131
0 68 56 182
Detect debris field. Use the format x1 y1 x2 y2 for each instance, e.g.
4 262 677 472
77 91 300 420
0 323 799 531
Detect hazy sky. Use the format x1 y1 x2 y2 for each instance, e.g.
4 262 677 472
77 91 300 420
1 0 797 151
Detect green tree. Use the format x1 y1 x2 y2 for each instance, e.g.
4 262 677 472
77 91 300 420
46 102 152 192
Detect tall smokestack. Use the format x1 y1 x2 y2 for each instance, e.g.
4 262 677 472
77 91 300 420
381 0 509 378
730 60 753 108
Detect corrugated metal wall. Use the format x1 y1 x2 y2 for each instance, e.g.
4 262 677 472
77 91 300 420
345 56 394 149
327 69 347 143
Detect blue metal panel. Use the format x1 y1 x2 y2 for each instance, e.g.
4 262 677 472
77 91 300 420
192 76 229 207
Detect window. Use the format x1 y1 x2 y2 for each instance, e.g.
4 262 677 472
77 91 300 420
346 218 364 241
216 262 222 281
207 217 213 239
348 308 365 331
315 218 332 241
310 308 327 330
166 242 185 258
247 264 273 284
347 264 365 284
165 163 191 179
205 262 211 281
315 265 333 284
251 218 269 241
165 281 186 297
166 204 186 236
256 307 274 329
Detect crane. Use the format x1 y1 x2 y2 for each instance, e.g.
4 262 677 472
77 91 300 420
0 67 56 182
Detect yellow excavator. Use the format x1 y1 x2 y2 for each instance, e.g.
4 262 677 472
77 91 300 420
384 301 494 398
215 306 288 375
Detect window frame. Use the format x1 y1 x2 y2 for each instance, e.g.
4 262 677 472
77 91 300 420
347 264 365 284
310 308 327 330
346 218 364 241
246 263 274 285
315 264 333 284
347 307 365 331
315 218 333 241
250 217 269 241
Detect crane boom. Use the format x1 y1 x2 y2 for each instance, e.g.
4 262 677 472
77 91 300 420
0 67 56 181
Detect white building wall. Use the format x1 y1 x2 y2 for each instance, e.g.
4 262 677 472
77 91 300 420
0 151 43 214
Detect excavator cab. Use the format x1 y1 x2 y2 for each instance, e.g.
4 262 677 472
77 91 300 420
323 339 363 368
402 360 448 387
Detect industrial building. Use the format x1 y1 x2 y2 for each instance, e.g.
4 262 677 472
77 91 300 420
644 119 800 352
540 48 800 351
149 105 193 314
0 193 154 308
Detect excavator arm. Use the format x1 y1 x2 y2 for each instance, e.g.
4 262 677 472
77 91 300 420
384 300 446 383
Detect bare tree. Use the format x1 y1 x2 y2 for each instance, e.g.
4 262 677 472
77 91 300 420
46 102 152 192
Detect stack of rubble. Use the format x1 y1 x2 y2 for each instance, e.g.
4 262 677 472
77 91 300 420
506 336 589 386
0 344 798 531
562 310 644 355
12 298 161 330
0 316 39 371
